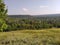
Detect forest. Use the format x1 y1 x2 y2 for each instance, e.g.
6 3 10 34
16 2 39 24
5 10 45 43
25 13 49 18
3 14 60 31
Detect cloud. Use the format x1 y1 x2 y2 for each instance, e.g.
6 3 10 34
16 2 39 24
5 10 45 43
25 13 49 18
22 8 28 11
40 5 48 8
22 8 31 14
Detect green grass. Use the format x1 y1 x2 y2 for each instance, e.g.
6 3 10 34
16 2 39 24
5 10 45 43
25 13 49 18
0 28 60 45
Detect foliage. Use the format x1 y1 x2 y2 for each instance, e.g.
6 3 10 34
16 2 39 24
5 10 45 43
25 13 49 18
0 0 8 32
0 19 8 31
5 16 60 31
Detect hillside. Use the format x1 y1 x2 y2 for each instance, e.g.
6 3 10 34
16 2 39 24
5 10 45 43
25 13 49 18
3 14 60 31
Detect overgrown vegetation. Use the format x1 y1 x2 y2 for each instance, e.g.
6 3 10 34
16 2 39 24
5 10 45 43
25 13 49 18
0 28 60 45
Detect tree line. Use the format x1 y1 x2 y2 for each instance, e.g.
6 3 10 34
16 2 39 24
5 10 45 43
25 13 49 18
4 16 60 32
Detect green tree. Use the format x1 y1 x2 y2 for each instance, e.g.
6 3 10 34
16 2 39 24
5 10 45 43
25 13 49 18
0 0 8 32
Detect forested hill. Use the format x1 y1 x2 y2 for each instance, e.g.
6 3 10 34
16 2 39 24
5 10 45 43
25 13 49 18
3 14 60 32
8 14 60 18
33 14 60 17
8 15 33 19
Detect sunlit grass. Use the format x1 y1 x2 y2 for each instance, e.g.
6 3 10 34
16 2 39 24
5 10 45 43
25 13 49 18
0 28 60 45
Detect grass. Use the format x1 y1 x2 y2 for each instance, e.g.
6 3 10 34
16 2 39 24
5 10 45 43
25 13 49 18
0 28 60 45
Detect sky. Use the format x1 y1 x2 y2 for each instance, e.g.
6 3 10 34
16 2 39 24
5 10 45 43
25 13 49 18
4 0 60 15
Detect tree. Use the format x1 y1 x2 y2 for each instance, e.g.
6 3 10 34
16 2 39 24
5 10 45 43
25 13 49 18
0 0 8 32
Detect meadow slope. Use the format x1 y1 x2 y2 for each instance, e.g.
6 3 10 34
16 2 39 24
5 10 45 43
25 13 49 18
0 28 60 45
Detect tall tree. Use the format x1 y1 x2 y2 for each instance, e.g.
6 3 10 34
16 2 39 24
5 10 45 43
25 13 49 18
0 0 8 31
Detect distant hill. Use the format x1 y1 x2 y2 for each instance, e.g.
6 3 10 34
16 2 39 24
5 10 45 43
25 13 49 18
33 14 60 17
8 14 60 18
8 15 33 19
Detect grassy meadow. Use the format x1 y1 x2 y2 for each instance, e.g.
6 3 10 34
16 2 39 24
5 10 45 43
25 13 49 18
0 28 60 45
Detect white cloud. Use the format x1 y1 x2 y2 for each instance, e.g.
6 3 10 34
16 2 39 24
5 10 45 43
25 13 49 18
40 6 48 8
22 8 31 15
22 8 28 11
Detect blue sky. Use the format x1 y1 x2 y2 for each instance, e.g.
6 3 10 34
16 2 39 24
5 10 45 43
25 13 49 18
4 0 60 15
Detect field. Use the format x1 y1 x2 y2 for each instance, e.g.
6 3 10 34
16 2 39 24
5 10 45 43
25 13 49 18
0 28 60 45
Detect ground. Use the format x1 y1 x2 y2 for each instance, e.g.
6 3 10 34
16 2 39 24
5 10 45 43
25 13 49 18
0 28 60 45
